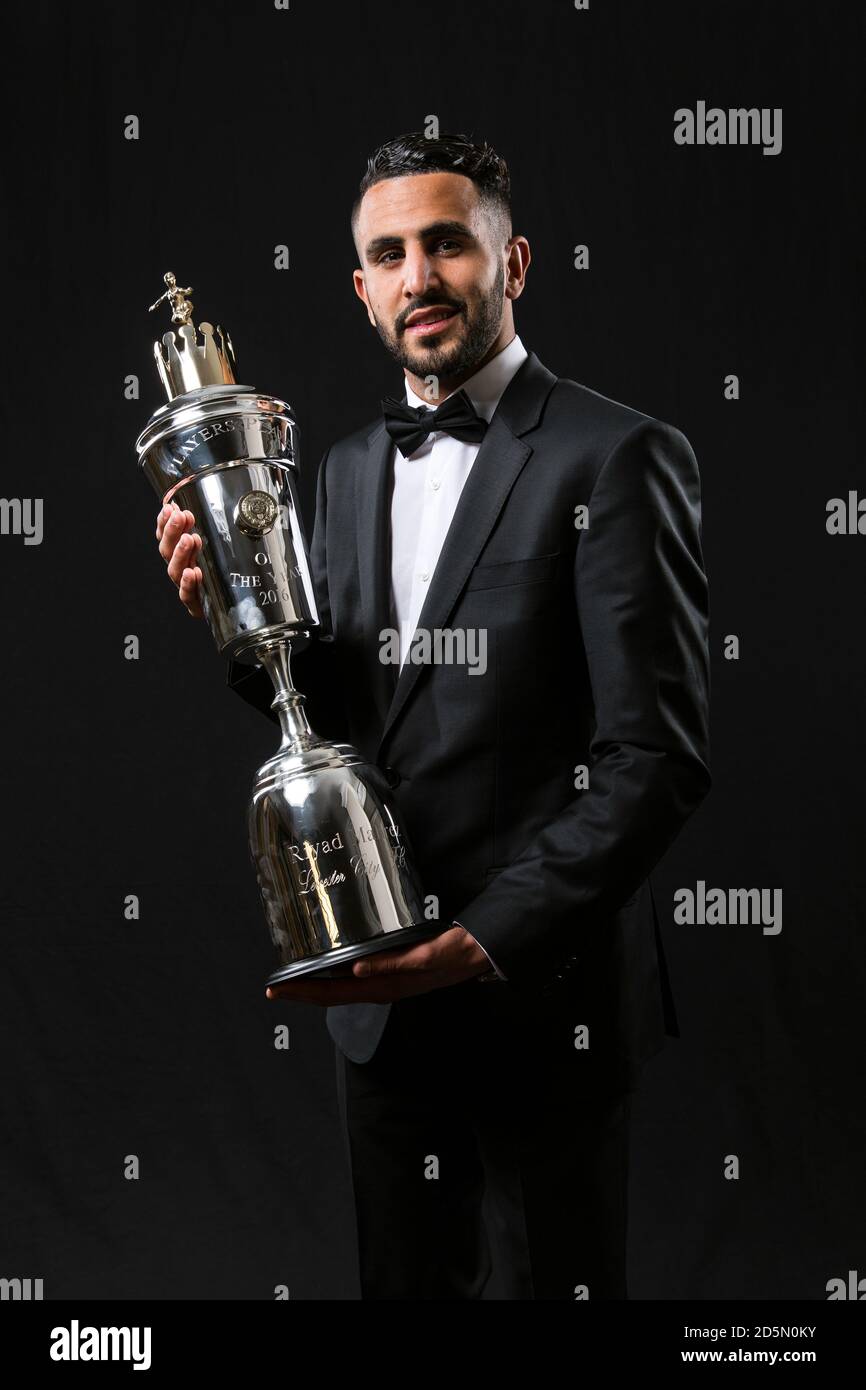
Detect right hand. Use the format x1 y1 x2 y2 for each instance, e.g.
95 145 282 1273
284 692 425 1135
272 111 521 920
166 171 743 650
156 501 204 618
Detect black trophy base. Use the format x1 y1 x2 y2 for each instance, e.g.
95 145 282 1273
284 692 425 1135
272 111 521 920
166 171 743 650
266 920 443 986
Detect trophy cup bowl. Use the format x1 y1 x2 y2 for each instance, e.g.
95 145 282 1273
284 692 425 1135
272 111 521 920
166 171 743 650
135 274 436 985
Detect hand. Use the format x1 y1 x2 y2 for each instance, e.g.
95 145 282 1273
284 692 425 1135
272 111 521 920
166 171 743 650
265 925 491 1005
155 501 204 618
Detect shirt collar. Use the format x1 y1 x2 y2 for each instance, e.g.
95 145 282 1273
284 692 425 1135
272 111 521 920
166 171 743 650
403 333 528 421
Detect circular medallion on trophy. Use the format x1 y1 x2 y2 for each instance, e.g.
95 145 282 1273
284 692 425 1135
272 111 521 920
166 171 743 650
236 489 279 537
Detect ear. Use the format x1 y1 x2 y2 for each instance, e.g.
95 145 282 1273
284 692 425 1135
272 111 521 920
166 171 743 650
352 269 377 327
504 235 531 302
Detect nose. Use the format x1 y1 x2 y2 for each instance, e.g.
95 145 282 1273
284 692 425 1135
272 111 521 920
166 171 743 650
401 246 441 301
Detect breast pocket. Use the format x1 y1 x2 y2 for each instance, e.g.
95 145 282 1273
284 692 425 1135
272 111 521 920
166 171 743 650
464 551 559 592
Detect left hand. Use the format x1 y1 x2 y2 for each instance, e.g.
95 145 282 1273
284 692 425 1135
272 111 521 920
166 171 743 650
265 924 491 1005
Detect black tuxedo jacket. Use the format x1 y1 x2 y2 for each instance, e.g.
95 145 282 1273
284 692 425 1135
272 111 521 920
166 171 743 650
226 349 711 1084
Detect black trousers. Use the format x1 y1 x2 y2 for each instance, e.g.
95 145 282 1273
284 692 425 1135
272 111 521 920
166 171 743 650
334 976 636 1300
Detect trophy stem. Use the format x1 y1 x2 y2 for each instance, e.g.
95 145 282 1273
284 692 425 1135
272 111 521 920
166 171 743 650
254 638 319 752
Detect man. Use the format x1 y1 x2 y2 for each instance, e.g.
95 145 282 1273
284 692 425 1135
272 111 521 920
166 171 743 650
156 131 711 1299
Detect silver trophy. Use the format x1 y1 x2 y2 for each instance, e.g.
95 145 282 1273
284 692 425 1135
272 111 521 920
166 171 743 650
135 272 434 984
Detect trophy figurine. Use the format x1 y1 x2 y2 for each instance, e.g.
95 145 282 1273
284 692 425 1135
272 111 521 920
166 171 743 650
135 272 435 984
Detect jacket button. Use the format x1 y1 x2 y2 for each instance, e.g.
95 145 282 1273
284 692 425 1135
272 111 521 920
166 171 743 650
382 765 402 788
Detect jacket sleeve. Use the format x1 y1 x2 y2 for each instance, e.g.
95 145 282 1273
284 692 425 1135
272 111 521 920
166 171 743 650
224 447 349 743
453 418 712 994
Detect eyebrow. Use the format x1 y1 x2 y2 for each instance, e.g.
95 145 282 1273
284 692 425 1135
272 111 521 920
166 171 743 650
364 220 476 261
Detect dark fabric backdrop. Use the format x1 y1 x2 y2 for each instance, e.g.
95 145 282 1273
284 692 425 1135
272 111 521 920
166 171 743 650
1 0 863 1299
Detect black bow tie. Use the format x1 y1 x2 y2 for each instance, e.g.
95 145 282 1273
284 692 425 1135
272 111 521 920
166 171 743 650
381 388 488 459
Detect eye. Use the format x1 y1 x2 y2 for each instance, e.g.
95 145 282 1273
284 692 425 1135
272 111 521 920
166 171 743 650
376 239 463 265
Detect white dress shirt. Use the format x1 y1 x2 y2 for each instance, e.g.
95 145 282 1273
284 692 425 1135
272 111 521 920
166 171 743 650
387 333 529 980
389 332 528 668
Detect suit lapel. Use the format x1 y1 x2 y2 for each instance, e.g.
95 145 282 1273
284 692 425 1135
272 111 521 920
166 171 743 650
355 424 399 723
354 349 558 757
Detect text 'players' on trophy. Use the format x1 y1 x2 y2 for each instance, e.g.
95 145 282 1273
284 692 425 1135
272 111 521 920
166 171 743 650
135 272 434 985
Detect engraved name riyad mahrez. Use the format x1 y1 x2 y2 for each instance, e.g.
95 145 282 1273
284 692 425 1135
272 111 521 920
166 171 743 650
135 272 434 985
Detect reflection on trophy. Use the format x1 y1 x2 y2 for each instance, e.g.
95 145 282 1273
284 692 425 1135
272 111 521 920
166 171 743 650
135 273 434 984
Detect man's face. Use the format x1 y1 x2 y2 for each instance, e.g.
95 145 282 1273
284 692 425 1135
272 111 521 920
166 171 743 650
353 171 508 385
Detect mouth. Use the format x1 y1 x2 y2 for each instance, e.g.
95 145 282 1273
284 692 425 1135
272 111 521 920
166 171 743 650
403 306 461 337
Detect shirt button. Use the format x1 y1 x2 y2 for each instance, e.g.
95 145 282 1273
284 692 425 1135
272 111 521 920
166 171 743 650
420 571 429 582
431 478 440 490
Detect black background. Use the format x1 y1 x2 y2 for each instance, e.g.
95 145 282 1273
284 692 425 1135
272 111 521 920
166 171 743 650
1 0 863 1299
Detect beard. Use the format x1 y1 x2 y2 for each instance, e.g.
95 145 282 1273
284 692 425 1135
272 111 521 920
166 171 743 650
370 261 506 385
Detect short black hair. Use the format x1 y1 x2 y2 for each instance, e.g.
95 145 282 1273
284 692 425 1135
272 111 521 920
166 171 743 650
351 130 512 250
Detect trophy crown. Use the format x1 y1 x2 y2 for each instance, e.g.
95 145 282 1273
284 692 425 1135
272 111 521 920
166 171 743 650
148 271 237 400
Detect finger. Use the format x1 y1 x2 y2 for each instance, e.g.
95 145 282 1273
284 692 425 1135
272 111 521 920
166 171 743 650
156 501 185 556
159 505 198 569
179 566 204 618
155 501 183 542
166 527 202 587
352 944 434 976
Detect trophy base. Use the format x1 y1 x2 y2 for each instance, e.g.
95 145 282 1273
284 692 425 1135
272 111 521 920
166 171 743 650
266 920 442 986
